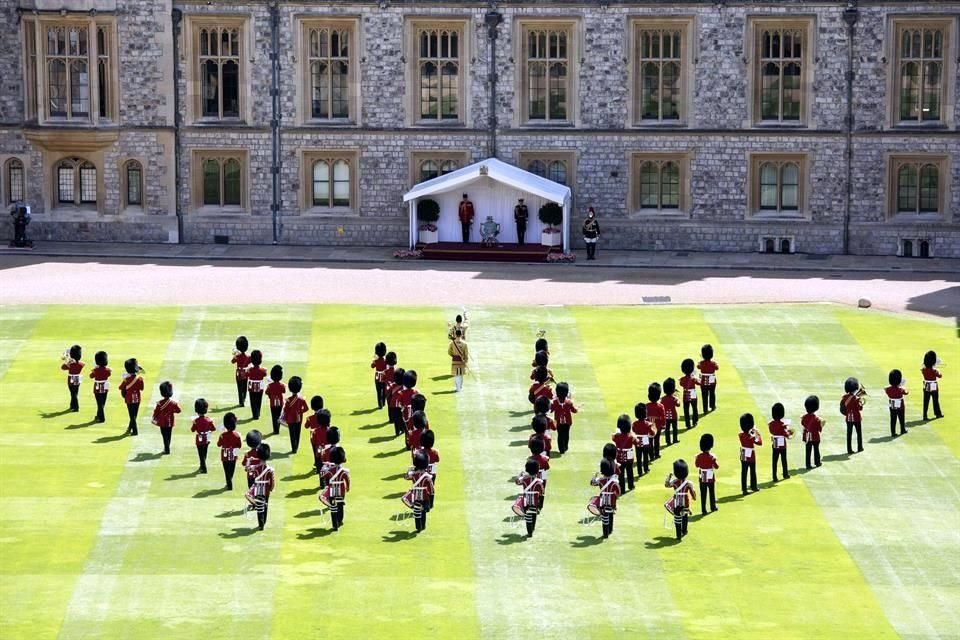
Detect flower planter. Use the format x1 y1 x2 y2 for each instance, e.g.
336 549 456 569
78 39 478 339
541 229 561 247
419 228 439 244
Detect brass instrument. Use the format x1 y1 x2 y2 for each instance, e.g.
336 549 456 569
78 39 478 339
61 349 73 363
536 329 546 338
856 384 868 405
664 472 676 488
748 427 761 439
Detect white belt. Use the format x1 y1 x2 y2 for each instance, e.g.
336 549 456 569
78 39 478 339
68 374 81 385
773 436 786 448
249 380 263 392
700 468 714 481
889 398 902 409
688 388 697 399
640 436 650 446
623 448 635 460
94 380 110 390
741 447 754 460
924 381 938 392
702 374 716 385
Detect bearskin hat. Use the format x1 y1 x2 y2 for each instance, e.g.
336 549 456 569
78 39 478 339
923 350 937 368
525 457 540 476
739 413 754 432
634 402 647 420
269 365 283 382
647 382 662 403
329 446 346 465
124 358 138 375
673 459 689 481
600 458 615 478
317 408 331 426
250 350 263 366
804 395 820 413
327 426 341 445
681 358 695 376
701 344 714 360
194 398 208 415
663 377 677 396
556 381 570 400
532 415 548 435
403 370 418 389
700 433 714 452
245 429 262 448
375 342 387 357
455 314 463 324
235 336 249 353
412 410 428 430
256 442 271 461
617 414 631 433
532 366 549 384
159 381 173 398
528 436 545 456
888 369 903 386
420 429 435 449
602 443 618 462
844 377 859 394
393 367 406 384
413 450 429 471
288 376 303 394
310 395 324 411
69 345 82 360
771 402 785 421
223 412 237 431
534 338 548 354
534 350 549 368
534 395 550 416
386 351 398 366
94 351 108 367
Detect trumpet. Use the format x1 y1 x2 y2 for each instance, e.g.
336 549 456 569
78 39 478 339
536 329 547 338
61 349 73 363
664 472 676 488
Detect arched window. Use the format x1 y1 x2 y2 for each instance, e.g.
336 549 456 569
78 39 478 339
199 27 241 119
898 27 945 122
200 155 243 208
525 28 570 122
5 159 25 204
124 160 143 207
546 160 567 186
419 160 438 182
418 28 460 120
308 27 350 119
311 157 351 208
896 161 940 214
758 160 800 212
638 160 681 210
55 158 97 206
527 160 547 178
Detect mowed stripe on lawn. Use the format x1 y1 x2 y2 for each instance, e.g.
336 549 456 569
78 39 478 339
0 305 45 379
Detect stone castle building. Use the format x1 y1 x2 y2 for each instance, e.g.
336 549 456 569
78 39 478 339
0 0 957 255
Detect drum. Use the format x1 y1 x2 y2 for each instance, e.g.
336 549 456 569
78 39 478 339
664 497 676 515
512 496 526 518
401 489 416 510
245 491 263 509
319 486 335 509
587 495 602 516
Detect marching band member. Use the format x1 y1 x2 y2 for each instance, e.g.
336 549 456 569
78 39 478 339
534 396 556 432
694 434 719 515
406 450 435 533
646 382 665 459
319 427 342 489
90 351 111 423
531 350 553 382
388 367 407 437
528 437 550 509
282 375 308 454
679 358 700 429
768 403 792 481
61 344 84 413
601 443 622 480
151 381 181 455
447 312 469 341
590 459 620 538
371 342 388 408
533 337 549 367
661 377 681 446
802 395 824 469
921 351 943 421
408 410 428 455
248 443 276 531
217 412 241 490
405 393 427 450
611 415 637 493
305 400 328 476
551 382 578 454
190 398 216 474
528 366 554 406
738 413 762 495
323 446 350 531
514 458 544 538
241 430 263 489
841 377 865 454
529 415 553 455
665 460 696 541
119 358 144 436
265 365 286 436
632 403 656 477
448 329 469 393
381 351 397 410
418 429 440 509
399 371 420 440
246 350 267 421
231 336 250 408
885 370 908 437
697 344 719 414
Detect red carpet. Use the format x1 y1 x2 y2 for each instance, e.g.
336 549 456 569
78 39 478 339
418 242 553 263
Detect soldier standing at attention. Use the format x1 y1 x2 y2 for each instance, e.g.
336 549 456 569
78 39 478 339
514 198 529 246
582 207 600 260
217 412 242 490
231 336 250 408
458 193 475 243
90 351 111 424
152 381 181 456
191 398 216 474
448 329 469 393
119 358 144 436
61 345 84 413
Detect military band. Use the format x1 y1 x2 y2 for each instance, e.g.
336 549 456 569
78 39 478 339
738 413 762 495
231 336 250 407
884 370 908 437
768 403 792 481
694 434 719 515
217 413 241 490
191 398 216 474
802 395 824 469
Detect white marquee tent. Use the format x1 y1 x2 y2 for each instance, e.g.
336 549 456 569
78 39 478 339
402 158 573 253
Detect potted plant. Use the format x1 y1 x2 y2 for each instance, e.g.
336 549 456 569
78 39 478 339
417 198 440 244
538 202 563 247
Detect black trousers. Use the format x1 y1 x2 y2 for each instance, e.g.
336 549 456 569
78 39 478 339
222 459 236 489
390 407 405 437
270 405 282 435
674 510 689 540
126 402 139 435
288 421 302 454
524 507 537 536
256 495 270 529
664 417 679 445
196 443 209 472
13 220 27 246
741 460 758 492
94 392 108 422
601 507 614 538
637 445 653 476
653 430 662 459
585 242 597 259
702 385 716 413
247 475 255 489
414 500 428 531
331 500 345 530
249 391 263 420
699 481 716 513
889 407 906 436
923 390 942 419
236 379 247 407
683 398 699 428
461 222 470 243
772 448 789 480
805 441 821 468
516 223 526 245
375 381 385 408
846 421 863 453
618 460 635 493
160 426 173 454
68 384 79 411
557 423 570 454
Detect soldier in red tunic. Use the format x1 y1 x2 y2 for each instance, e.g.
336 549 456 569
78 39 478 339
694 434 719 515
646 382 665 459
406 450 435 532
405 394 427 450
661 377 681 446
191 398 216 474
528 366 554 406
417 429 440 510
90 351 111 423
322 446 350 531
217 412 241 490
802 395 824 469
738 413 762 495
265 365 285 436
841 377 865 454
697 344 719 414
884 370 908 437
247 442 276 531
408 410 428 454
533 396 556 432
679 358 700 429
611 414 637 493
231 336 250 407
305 400 328 476
768 402 793 481
317 427 341 489
246 350 267 420
591 459 621 539
921 350 944 421
665 459 696 541
151 381 181 455
529 415 553 455
528 437 550 509
371 342 388 409
531 349 553 382
458 193 475 243
241 430 263 490
601 443 621 479
119 358 144 436
61 344 84 412
398 370 419 440
387 367 406 437
632 403 656 477
282 375 308 454
551 382 578 455
514 458 544 538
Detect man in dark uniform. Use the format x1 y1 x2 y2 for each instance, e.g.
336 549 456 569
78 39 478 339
514 198 529 246
458 193 475 243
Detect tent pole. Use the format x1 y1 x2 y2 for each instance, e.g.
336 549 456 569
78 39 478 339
563 200 570 254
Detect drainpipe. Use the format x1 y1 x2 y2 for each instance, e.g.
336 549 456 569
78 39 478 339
842 2 859 255
171 8 184 244
269 1 282 244
484 8 502 158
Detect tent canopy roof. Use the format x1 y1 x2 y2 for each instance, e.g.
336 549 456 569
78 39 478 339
402 157 571 205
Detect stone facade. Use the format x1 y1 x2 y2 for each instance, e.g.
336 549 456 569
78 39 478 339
0 1 957 256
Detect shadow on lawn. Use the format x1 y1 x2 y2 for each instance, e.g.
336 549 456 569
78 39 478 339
130 452 162 462
382 472 407 482
507 440 528 447
906 418 929 428
166 470 201 481
382 529 418 543
193 487 229 499
431 374 453 382
496 533 527 546
368 434 396 444
571 535 605 548
822 453 851 463
93 433 129 444
508 410 532 418
432 390 457 396
351 407 380 416
869 434 899 444
295 509 325 519
297 527 336 540
65 419 98 430
40 408 74 419
282 470 316 482
509 424 531 432
644 536 681 549
208 405 238 415
286 487 317 499
220 527 258 539
359 421 391 431
215 509 245 519
374 448 408 459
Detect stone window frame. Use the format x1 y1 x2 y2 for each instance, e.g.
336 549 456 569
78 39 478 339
517 151 577 189
886 17 957 129
886 154 951 221
744 17 816 128
404 18 472 127
298 150 360 216
295 16 361 126
190 150 249 214
628 152 692 216
53 156 99 208
20 15 120 125
184 15 252 125
514 18 581 127
746 152 811 220
121 159 144 211
626 17 696 127
3 158 27 205
409 150 469 187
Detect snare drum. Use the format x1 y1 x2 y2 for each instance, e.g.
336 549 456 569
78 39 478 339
663 497 676 515
400 489 416 510
319 486 335 509
586 495 602 516
511 496 527 517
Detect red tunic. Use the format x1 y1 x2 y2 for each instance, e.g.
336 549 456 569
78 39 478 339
884 385 907 411
62 360 85 385
645 401 665 430
305 414 328 452
530 366 554 381
408 427 424 452
738 430 762 462
252 466 276 497
389 385 406 410
694 452 719 483
242 449 262 478
232 352 250 381
679 375 699 401
516 474 544 507
407 470 435 499
660 394 680 420
769 419 791 449
458 200 475 223
841 393 863 423
592 475 621 509
217 430 242 461
529 432 553 453
535 452 550 487
697 360 719 387
632 419 656 447
119 375 144 405
669 479 696 509
266 381 286 408
550 398 577 426
152 398 181 428
191 416 217 447
801 413 823 443
612 431 637 464
528 382 554 404
327 465 351 498
371 357 387 382
89 366 111 394
246 366 267 393
400 387 419 427
921 367 942 392
282 395 308 424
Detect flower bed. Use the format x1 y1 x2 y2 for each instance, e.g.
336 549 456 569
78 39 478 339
393 249 423 260
546 252 576 263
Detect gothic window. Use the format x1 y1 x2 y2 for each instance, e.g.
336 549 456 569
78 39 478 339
891 157 947 215
637 29 682 121
124 160 143 208
197 154 244 208
522 25 573 123
417 27 461 121
896 26 946 122
55 158 97 206
631 154 689 213
308 26 351 120
5 159 25 204
198 26 241 119
749 154 807 216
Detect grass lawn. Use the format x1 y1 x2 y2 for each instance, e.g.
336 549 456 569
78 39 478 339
0 303 956 640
